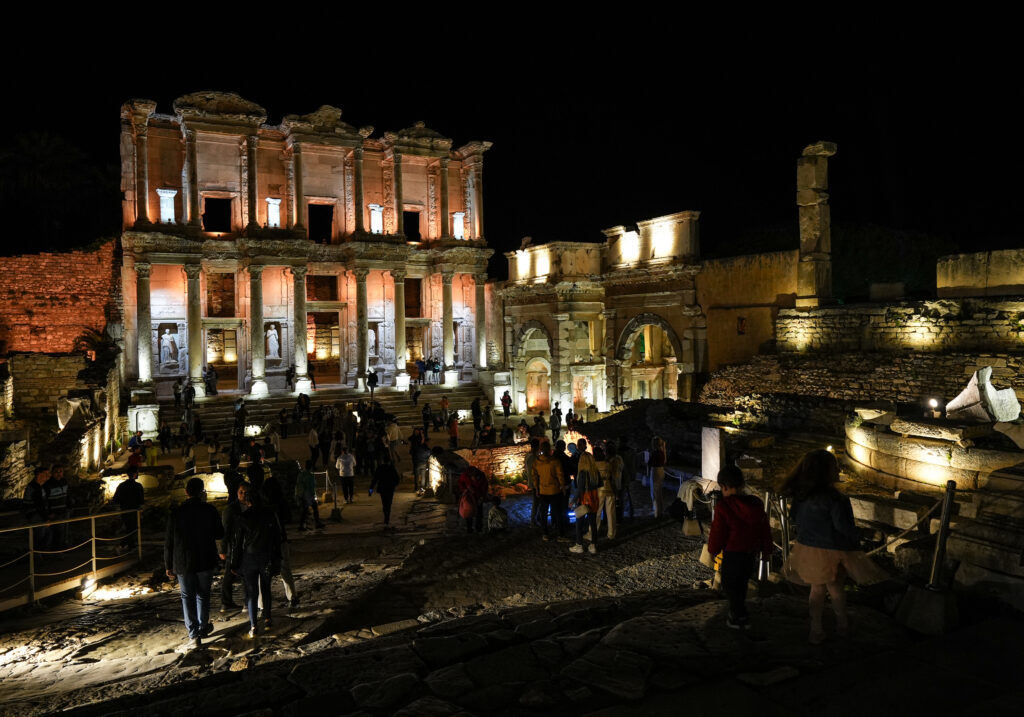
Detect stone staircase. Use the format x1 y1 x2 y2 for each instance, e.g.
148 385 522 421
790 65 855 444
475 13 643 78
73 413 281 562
157 382 494 438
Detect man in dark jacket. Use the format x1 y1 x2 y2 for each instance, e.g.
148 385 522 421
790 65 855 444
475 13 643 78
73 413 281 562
219 482 249 612
165 477 223 649
369 453 401 528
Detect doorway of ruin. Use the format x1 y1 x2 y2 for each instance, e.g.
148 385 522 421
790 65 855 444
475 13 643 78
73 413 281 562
615 313 684 402
307 311 342 385
525 357 551 414
205 327 239 392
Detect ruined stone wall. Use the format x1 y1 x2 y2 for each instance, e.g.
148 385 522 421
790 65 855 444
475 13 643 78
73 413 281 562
7 353 90 417
700 352 1024 435
485 282 503 368
0 241 120 355
0 438 30 500
455 443 531 480
0 364 11 426
937 249 1024 298
697 250 798 371
776 299 1024 354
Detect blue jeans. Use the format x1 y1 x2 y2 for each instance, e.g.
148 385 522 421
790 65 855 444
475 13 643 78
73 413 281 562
241 552 272 628
177 570 213 639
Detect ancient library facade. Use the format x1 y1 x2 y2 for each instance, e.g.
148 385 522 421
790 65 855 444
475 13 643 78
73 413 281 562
120 92 492 398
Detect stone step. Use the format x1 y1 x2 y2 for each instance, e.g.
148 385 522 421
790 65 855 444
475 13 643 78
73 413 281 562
946 517 1024 578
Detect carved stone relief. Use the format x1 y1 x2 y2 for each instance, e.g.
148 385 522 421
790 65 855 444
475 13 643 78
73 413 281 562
383 162 395 234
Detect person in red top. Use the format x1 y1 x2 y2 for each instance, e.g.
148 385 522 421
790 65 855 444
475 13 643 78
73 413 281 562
706 465 774 630
457 467 489 533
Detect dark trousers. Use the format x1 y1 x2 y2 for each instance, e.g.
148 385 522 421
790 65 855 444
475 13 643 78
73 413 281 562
309 445 319 467
299 500 322 529
341 475 355 501
721 551 757 620
575 510 597 544
178 570 213 639
221 562 246 606
538 493 565 536
379 489 395 525
241 552 272 628
464 499 483 533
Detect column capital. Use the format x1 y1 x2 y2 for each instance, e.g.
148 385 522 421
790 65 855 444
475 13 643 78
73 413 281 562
601 309 617 319
183 263 202 280
474 273 488 285
134 261 151 278
183 128 196 142
247 134 260 149
290 265 308 280
248 264 264 278
353 146 364 159
390 268 407 282
440 157 449 168
352 267 370 282
441 271 455 285
393 151 402 165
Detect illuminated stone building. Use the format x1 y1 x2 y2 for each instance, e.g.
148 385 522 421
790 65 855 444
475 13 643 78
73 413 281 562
500 212 707 414
119 91 492 398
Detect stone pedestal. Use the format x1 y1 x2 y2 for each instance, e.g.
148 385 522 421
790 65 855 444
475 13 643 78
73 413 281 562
702 426 724 483
127 403 160 439
444 369 459 387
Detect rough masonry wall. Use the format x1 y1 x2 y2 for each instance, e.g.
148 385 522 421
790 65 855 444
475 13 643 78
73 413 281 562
7 353 91 416
776 299 1024 354
455 443 531 480
0 241 121 354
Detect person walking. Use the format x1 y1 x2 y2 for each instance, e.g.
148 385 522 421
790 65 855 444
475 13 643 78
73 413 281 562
532 440 567 541
500 390 512 420
113 467 145 549
232 491 282 639
261 472 298 608
164 477 223 650
295 460 325 531
308 426 320 468
45 464 71 549
369 453 401 528
422 402 433 435
336 444 357 503
780 449 887 644
218 482 248 613
707 465 774 630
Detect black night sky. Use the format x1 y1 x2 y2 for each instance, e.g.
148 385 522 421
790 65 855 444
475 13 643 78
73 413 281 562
1 42 1018 295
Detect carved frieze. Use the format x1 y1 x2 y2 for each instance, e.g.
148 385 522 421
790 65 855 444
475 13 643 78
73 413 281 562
344 156 355 235
383 162 395 235
428 169 438 239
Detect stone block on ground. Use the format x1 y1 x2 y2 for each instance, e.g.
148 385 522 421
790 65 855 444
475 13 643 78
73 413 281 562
464 643 547 686
562 643 653 700
351 672 421 711
392 696 466 717
412 633 489 667
424 663 476 698
288 645 425 694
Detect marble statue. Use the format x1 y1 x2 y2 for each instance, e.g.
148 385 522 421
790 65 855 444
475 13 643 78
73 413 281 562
160 329 179 364
266 326 280 359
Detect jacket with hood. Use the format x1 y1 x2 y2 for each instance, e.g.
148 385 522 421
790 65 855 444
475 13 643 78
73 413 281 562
707 494 773 558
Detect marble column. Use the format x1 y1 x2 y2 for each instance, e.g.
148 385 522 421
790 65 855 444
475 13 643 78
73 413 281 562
439 158 450 238
135 262 152 383
503 316 515 370
249 265 268 396
184 264 205 397
393 153 404 235
246 135 259 231
293 144 305 231
354 268 369 389
353 148 365 233
291 267 311 393
392 269 407 378
474 273 487 368
134 123 151 225
474 164 484 239
441 271 455 368
185 130 200 227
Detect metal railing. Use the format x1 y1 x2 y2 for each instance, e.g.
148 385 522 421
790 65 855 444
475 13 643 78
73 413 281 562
0 509 142 612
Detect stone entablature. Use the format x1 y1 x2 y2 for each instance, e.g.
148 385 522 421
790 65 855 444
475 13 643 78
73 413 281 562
121 92 490 245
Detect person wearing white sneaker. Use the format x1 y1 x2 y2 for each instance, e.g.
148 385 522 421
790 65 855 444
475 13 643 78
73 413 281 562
570 439 601 554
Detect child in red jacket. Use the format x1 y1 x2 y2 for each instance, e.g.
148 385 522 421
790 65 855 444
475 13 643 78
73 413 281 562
707 465 774 629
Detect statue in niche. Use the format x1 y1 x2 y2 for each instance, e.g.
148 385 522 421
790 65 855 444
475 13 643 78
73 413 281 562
368 328 377 356
160 328 179 365
266 325 280 359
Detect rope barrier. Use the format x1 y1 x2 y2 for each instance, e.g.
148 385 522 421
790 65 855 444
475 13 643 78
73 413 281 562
95 551 136 562
34 558 94 578
865 500 942 556
0 576 31 592
94 531 136 542
0 551 29 570
31 538 93 555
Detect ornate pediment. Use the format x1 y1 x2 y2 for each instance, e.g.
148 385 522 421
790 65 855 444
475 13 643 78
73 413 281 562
281 105 371 139
173 91 267 125
384 121 453 153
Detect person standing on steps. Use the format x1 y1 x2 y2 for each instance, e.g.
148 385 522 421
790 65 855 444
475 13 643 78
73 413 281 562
165 477 223 650
501 390 512 420
369 452 401 528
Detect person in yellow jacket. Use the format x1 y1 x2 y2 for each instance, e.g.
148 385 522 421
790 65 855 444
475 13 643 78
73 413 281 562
531 440 568 541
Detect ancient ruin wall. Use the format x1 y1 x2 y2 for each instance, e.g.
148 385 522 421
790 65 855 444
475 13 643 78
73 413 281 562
455 443 531 480
937 249 1024 298
776 299 1024 354
6 353 91 416
0 241 121 354
697 250 798 371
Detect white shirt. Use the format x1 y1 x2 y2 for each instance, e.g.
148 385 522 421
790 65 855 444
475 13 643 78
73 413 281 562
336 453 356 477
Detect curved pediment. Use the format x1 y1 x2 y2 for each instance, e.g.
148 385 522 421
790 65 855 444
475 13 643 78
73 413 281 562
173 91 267 124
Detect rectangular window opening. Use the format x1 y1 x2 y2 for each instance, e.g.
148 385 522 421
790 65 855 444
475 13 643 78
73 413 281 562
404 278 422 318
403 211 421 241
307 275 339 302
308 204 334 244
202 197 232 233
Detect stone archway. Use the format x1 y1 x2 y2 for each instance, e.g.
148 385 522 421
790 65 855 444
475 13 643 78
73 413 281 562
512 319 555 414
614 312 685 401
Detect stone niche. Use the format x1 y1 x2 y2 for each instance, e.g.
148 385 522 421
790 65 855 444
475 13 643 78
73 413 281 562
154 321 187 376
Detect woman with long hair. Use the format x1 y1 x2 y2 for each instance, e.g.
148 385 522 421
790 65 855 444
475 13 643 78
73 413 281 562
780 449 885 644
